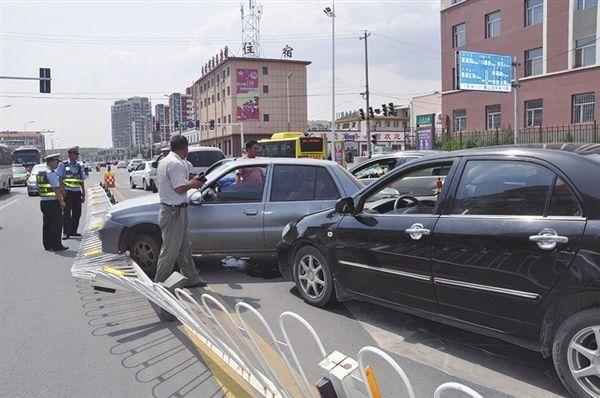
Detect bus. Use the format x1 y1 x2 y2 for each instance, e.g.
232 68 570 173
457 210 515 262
0 144 13 193
258 132 326 159
11 146 42 172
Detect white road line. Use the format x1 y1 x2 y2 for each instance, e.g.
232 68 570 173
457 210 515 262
0 198 20 211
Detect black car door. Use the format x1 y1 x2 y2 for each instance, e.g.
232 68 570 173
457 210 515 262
334 159 458 313
431 157 586 333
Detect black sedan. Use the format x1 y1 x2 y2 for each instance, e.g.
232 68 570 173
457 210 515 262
278 144 600 398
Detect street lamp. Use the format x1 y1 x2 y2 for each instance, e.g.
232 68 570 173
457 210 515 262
286 73 293 132
24 120 35 132
324 2 335 161
1 104 12 109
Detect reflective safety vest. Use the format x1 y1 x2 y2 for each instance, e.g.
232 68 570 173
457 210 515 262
62 161 83 188
36 170 56 197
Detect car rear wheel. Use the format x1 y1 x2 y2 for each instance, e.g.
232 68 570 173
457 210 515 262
130 178 136 189
292 246 335 307
130 233 159 278
553 308 600 398
143 179 148 191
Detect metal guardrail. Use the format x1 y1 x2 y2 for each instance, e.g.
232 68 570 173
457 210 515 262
72 185 485 398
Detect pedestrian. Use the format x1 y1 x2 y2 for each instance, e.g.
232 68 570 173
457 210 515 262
37 153 68 252
155 135 207 287
236 140 262 184
56 146 86 239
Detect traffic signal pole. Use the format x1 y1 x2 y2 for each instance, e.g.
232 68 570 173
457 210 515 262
359 30 372 158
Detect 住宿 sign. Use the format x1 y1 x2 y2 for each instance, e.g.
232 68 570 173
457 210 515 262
458 51 512 92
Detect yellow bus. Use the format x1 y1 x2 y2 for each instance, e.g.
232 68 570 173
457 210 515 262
258 132 326 159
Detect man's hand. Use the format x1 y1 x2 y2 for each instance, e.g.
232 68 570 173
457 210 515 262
81 193 85 203
188 178 202 189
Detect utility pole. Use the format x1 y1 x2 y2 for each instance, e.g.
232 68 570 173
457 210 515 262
512 56 521 144
359 30 371 158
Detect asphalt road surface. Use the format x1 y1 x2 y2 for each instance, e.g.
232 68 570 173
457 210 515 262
0 167 569 398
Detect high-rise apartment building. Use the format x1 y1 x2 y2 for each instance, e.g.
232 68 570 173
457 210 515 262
441 0 599 132
154 103 169 142
110 97 152 149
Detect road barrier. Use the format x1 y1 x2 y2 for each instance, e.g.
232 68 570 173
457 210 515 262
72 185 485 398
103 172 115 188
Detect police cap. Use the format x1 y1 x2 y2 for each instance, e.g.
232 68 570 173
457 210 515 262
45 153 61 162
67 146 80 153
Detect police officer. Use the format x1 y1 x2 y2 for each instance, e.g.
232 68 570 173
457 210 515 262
37 154 68 251
56 146 86 239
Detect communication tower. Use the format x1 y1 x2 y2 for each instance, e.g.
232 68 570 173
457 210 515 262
240 0 262 57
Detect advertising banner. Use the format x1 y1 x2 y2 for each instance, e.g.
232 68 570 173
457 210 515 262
458 51 512 92
235 68 259 120
311 131 405 142
416 113 435 150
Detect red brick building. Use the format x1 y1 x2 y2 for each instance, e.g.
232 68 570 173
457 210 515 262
441 0 600 134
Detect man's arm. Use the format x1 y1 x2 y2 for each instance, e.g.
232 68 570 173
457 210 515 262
53 187 66 208
168 161 203 194
80 166 86 200
174 178 202 194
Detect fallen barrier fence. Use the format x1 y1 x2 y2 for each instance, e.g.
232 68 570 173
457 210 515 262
71 184 485 398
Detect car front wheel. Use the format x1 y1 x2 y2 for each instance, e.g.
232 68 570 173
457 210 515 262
143 179 148 191
553 308 600 398
129 233 160 278
292 246 335 307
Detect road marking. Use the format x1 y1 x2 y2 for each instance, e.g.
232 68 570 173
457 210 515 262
0 198 19 211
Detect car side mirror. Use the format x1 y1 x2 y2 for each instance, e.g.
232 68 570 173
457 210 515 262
190 190 203 205
151 161 158 168
335 197 355 214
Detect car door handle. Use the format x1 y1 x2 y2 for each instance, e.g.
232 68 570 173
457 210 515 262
405 223 430 240
529 228 568 250
244 209 258 216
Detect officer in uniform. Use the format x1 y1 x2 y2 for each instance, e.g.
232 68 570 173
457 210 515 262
56 146 86 239
37 153 68 251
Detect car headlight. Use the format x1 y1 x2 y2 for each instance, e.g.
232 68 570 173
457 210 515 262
281 222 292 238
100 212 112 228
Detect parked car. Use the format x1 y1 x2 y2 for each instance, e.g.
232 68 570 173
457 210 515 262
99 158 363 277
0 144 12 193
11 164 29 186
129 161 154 191
349 150 441 185
117 160 127 169
186 146 225 174
27 164 48 196
278 144 600 398
127 159 144 172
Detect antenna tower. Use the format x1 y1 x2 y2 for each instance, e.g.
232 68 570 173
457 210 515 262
240 0 262 57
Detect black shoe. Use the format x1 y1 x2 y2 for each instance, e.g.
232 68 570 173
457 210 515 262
52 246 69 252
185 278 208 288
62 235 70 240
71 233 82 237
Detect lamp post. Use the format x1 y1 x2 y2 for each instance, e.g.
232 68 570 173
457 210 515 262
324 3 335 161
24 120 35 132
286 73 293 131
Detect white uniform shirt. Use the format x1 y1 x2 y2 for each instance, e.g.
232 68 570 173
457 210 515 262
157 152 191 205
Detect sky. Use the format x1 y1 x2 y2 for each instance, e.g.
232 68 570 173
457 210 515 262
0 0 441 148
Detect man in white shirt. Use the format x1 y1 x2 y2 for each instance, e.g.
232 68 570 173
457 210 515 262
155 135 207 287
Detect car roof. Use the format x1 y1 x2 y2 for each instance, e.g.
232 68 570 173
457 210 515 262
221 157 337 167
188 146 223 152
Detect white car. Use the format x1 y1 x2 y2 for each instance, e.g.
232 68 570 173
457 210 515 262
127 159 144 172
27 164 48 196
129 161 154 191
117 160 127 169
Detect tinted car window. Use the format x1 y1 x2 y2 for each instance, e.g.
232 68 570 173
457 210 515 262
452 160 554 216
270 165 340 202
315 167 341 200
187 151 225 167
549 178 582 217
353 158 397 179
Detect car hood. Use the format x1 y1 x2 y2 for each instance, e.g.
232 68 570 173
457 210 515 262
110 193 160 213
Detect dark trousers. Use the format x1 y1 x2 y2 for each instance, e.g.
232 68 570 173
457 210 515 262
41 200 63 250
63 190 82 236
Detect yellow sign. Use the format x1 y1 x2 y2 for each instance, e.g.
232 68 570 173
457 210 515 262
85 248 102 256
103 266 125 277
89 222 102 230
364 365 382 398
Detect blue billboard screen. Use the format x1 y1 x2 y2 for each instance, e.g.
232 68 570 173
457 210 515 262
458 51 512 92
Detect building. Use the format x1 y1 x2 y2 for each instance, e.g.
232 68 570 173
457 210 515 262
0 131 46 152
307 120 331 131
192 56 311 156
154 104 169 143
410 92 443 133
441 0 600 133
167 92 194 133
111 97 152 149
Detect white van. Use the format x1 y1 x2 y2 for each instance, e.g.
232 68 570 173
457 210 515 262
186 146 225 175
0 144 13 193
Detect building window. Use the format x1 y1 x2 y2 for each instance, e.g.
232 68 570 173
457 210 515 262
574 36 596 68
223 70 226 80
452 67 458 90
222 89 225 99
263 114 269 122
262 66 268 75
227 67 230 76
228 115 231 123
217 117 221 124
486 105 501 130
572 92 595 124
525 0 543 26
577 0 597 10
217 93 220 101
485 11 501 38
394 121 399 127
227 87 230 96
385 121 390 127
211 95 215 103
452 23 466 48
263 85 269 94
525 99 543 126
453 109 467 132
525 48 543 76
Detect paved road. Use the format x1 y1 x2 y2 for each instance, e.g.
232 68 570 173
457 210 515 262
0 167 569 398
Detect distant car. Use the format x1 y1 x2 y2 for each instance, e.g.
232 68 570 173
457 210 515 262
27 164 48 196
11 165 29 186
0 144 12 193
350 150 441 185
186 147 225 174
117 160 127 169
99 161 107 167
99 158 363 276
127 159 144 172
129 161 154 191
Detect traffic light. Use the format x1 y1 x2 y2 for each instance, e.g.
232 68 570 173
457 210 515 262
209 120 215 130
371 133 378 146
359 108 365 120
174 120 179 129
381 103 388 116
39 68 51 93
195 120 200 130
388 102 396 116
368 107 375 119
374 108 381 115
154 120 160 132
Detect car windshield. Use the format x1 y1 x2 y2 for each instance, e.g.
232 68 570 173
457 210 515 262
187 151 225 168
13 166 27 173
206 162 231 179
